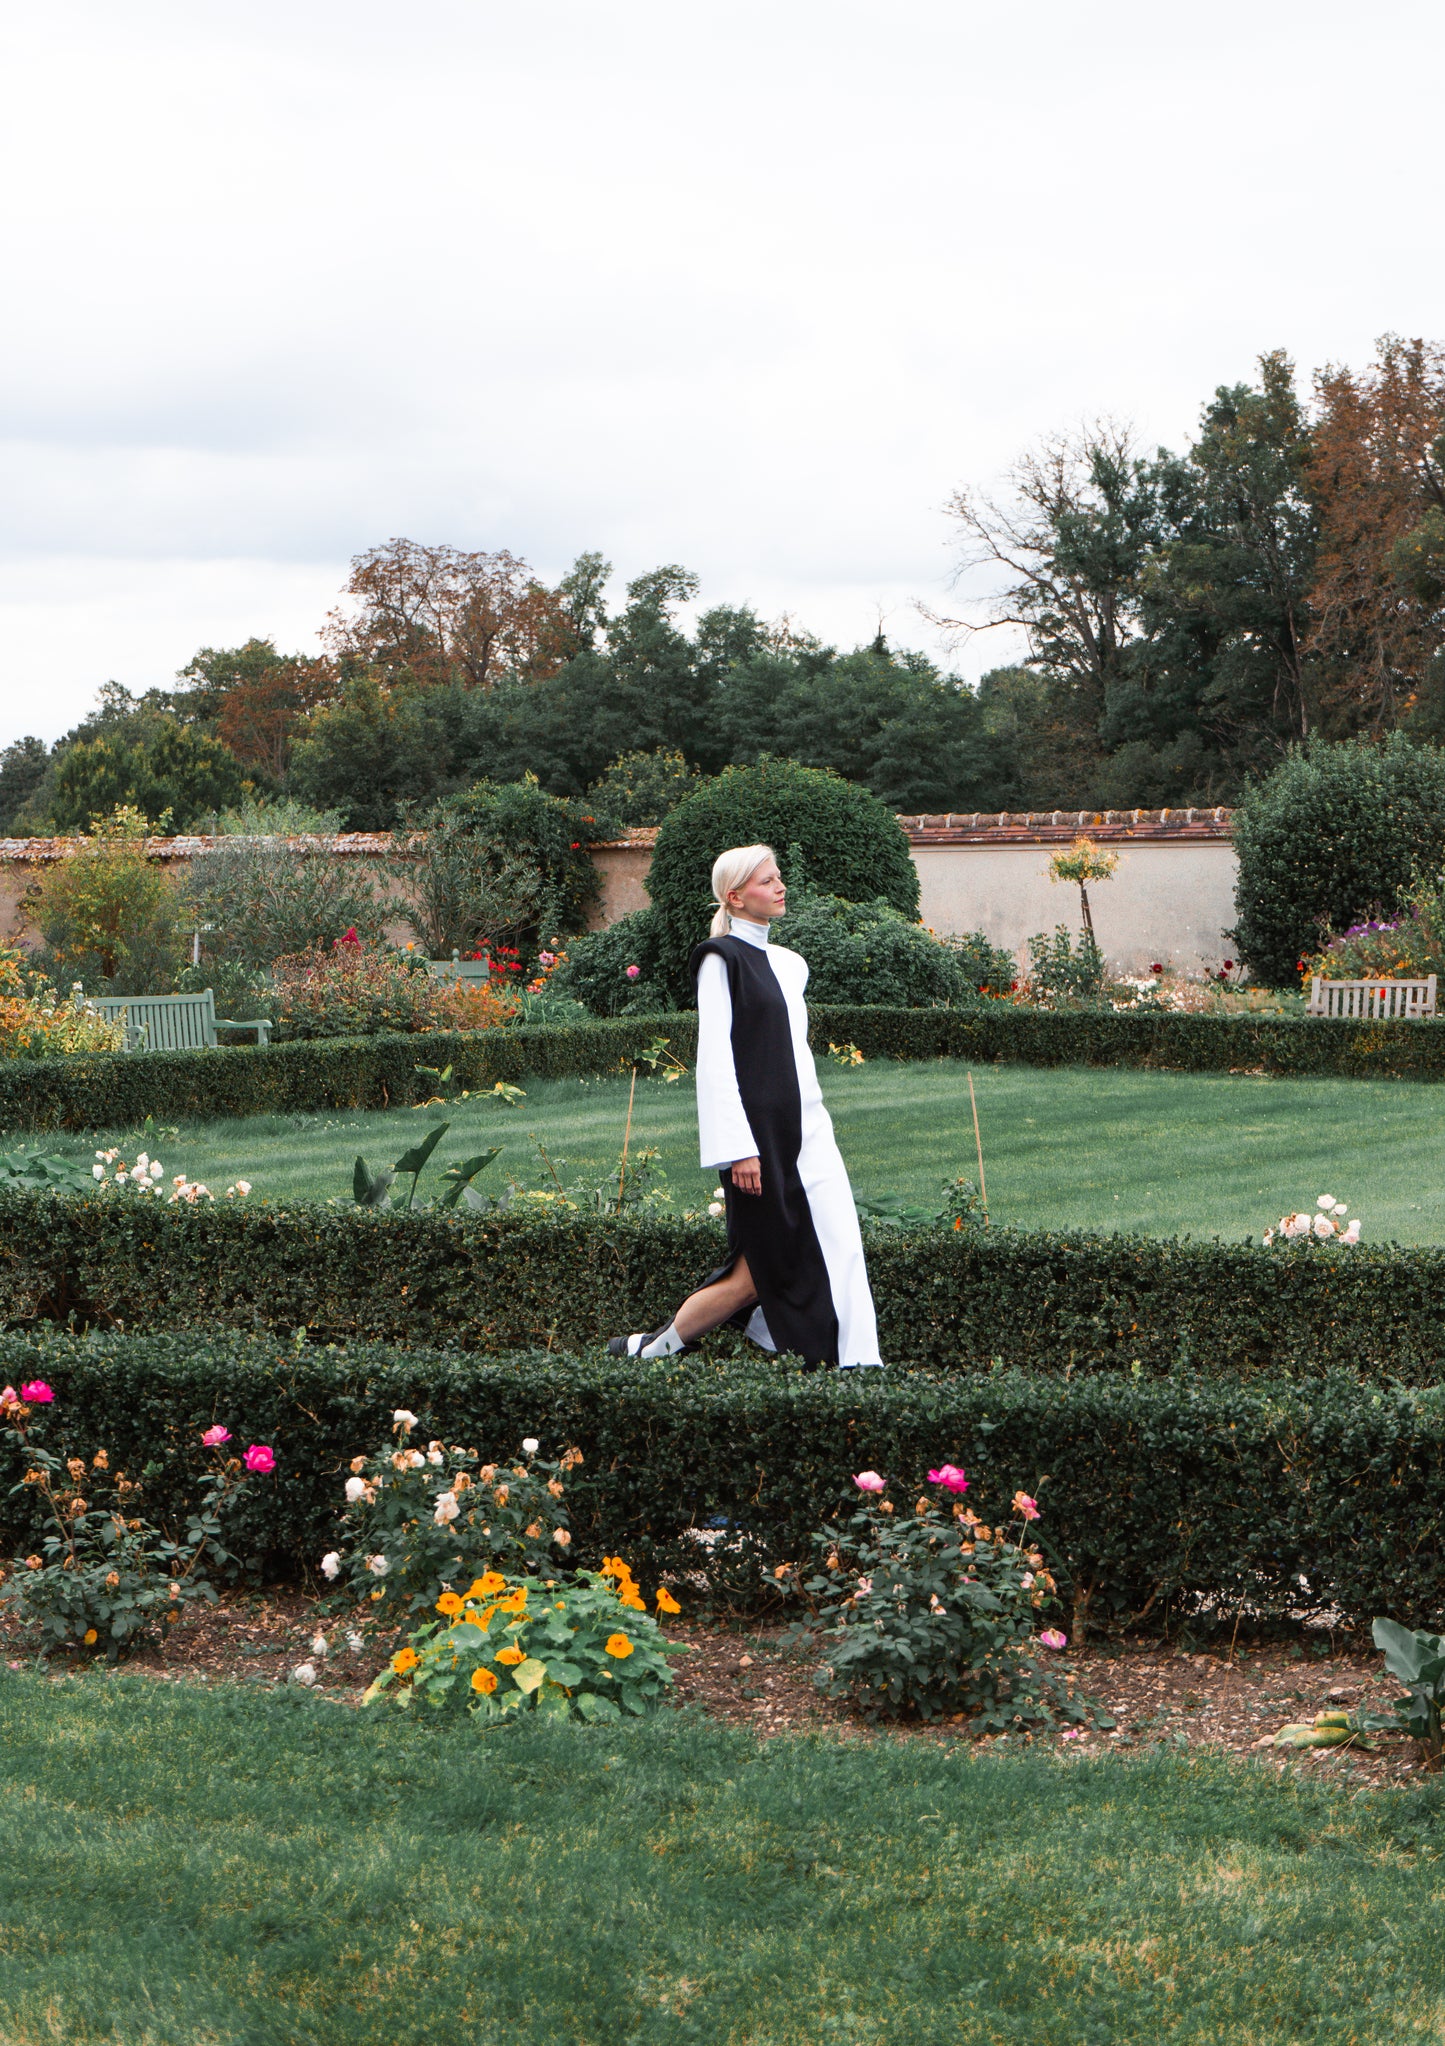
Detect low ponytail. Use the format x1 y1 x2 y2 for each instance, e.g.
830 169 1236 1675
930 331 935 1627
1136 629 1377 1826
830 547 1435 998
709 844 775 936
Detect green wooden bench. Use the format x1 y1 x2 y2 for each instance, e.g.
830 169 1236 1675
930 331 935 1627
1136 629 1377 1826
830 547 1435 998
88 990 273 1052
425 952 491 985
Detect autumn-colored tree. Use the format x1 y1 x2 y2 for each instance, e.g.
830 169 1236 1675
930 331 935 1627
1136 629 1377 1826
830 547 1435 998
216 653 337 779
326 539 574 690
1307 336 1445 731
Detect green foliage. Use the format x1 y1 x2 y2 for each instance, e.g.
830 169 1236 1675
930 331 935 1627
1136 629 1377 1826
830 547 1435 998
269 942 497 1041
1232 735 1445 984
401 798 548 957
647 760 919 997
182 837 394 970
366 1566 683 1725
794 1478 1098 1730
780 887 979 1007
1367 1617 1445 1763
351 1121 500 1211
20 1179 1445 1380
413 781 610 952
4 1333 1445 1633
0 1149 93 1192
30 805 186 994
50 717 246 834
0 736 51 832
585 748 701 826
553 907 673 1015
1024 924 1107 1002
327 1422 572 1626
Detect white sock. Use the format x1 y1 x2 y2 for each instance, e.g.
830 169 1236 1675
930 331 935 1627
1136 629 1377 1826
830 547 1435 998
639 1323 685 1358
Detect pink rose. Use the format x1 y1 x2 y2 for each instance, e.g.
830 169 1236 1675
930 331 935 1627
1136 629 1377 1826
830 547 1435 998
625 964 641 980
1038 1628 1068 1651
19 1381 54 1405
201 1426 231 1447
853 1471 886 1493
1012 1491 1041 1521
928 1464 969 1493
243 1445 276 1473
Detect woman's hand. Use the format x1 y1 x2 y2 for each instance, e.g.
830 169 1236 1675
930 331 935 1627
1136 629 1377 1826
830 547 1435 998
730 1156 762 1196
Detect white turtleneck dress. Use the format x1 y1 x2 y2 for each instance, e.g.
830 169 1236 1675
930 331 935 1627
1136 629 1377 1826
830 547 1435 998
691 915 881 1369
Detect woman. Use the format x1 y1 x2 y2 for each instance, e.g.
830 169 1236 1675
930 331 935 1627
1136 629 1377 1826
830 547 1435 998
609 844 881 1368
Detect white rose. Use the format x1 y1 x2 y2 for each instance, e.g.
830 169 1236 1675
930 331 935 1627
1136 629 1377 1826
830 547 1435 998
522 1438 540 1455
136 1152 149 1173
427 1449 443 1466
92 1164 105 1180
344 1477 368 1503
1332 1201 1347 1216
1317 1194 1335 1210
1342 1220 1361 1243
393 1409 419 1431
1262 1230 1275 1245
310 1633 328 1658
433 1492 460 1525
235 1180 251 1196
345 1631 364 1653
149 1161 163 1179
291 1662 317 1686
707 1202 724 1218
1313 1213 1334 1239
367 1554 389 1576
320 1551 341 1579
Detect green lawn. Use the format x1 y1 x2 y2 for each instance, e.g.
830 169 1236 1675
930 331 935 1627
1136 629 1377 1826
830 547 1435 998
1 1675 1442 2044
45 1058 1445 1242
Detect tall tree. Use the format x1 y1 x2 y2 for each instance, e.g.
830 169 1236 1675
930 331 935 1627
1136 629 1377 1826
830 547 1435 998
326 539 573 690
1308 335 1445 732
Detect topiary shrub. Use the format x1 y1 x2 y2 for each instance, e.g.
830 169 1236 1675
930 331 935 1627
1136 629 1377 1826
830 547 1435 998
646 759 918 999
414 780 615 951
777 888 978 1007
1232 736 1445 985
554 907 675 1016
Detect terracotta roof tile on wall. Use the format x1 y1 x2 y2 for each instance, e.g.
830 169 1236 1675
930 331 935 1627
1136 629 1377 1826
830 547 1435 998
896 808 1234 844
0 833 400 862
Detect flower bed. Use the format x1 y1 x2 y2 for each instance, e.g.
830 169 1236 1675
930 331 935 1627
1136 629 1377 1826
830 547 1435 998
7 1188 1445 1380
1 1331 1442 1633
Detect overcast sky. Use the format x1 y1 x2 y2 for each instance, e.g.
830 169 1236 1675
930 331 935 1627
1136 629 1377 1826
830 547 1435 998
3 0 1442 747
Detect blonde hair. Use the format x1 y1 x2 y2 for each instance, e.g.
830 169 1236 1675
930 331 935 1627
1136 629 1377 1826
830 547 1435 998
709 844 776 937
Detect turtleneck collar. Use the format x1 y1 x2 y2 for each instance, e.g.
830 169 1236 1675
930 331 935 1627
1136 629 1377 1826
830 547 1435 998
729 915 771 948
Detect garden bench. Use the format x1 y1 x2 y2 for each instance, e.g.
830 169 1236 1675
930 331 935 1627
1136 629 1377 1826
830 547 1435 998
88 989 273 1051
425 952 490 984
1306 974 1437 1020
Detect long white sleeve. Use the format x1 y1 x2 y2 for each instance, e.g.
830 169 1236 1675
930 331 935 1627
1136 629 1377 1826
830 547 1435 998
695 953 760 1169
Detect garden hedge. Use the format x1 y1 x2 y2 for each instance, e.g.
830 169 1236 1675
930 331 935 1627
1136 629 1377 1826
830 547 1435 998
6 1189 1445 1380
2 1330 1441 1634
9 1003 1445 1133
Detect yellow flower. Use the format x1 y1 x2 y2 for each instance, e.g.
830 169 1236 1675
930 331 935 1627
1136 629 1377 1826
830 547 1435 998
496 1644 525 1666
436 1592 464 1617
469 1572 506 1599
605 1633 634 1659
655 1588 681 1615
471 1666 498 1694
391 1646 419 1674
83 1628 98 1644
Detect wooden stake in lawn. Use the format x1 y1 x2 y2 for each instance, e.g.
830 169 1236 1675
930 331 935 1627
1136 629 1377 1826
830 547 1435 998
616 1064 638 1214
968 1069 989 1225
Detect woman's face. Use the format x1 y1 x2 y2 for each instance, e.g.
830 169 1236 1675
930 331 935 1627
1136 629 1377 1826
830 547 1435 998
728 858 787 923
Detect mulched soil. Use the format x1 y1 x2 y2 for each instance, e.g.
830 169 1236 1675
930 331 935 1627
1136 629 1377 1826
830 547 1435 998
2 1594 1430 1783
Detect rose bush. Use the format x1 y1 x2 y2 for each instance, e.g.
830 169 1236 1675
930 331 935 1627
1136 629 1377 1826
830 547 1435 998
785 1463 1112 1731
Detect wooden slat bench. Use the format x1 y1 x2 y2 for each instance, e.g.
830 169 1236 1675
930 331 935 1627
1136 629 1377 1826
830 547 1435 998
425 953 490 985
88 990 273 1051
1307 974 1437 1020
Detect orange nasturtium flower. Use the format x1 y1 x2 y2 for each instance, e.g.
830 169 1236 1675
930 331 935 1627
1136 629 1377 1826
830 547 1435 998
499 1589 527 1614
464 1605 497 1630
655 1589 681 1615
436 1592 464 1617
605 1633 634 1659
471 1666 498 1694
392 1646 420 1674
469 1572 506 1599
620 1588 646 1611
496 1644 525 1666
83 1628 98 1644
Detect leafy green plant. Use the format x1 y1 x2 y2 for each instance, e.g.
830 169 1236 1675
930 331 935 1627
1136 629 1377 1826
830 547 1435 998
856 1175 983 1229
1025 924 1107 1003
0 1150 93 1193
362 1557 685 1724
787 1467 1110 1731
322 1415 577 1626
779 885 980 1008
0 1381 265 1658
351 1121 501 1211
1366 1617 1445 1767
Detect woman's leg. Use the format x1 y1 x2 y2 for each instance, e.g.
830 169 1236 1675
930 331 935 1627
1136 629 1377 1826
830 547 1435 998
672 1255 758 1343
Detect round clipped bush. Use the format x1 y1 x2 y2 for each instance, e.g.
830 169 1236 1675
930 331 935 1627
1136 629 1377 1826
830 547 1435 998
1232 736 1445 986
647 759 918 998
779 889 978 1008
555 907 674 1016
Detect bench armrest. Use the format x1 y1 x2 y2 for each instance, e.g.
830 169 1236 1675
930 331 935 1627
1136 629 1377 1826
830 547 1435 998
214 1017 273 1046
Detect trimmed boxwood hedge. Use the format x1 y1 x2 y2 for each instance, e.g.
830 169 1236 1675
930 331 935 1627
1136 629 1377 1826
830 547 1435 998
7 1003 1445 1133
1 1329 1441 1633
5 1188 1445 1380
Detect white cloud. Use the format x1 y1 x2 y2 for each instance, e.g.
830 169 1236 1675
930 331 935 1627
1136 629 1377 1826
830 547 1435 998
2 0 1442 742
